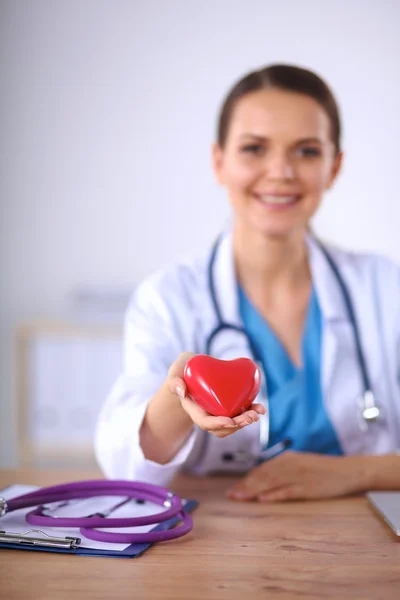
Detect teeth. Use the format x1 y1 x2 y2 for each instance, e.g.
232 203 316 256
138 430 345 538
260 195 297 205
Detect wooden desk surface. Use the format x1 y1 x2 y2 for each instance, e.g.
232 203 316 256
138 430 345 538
0 469 399 600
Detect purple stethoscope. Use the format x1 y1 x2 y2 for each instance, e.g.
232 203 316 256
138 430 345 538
0 480 193 544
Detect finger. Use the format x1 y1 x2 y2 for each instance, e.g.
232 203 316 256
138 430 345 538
167 376 188 398
180 396 238 431
251 403 267 415
226 460 287 500
226 474 263 501
257 486 301 503
233 409 259 427
226 486 257 501
211 428 241 439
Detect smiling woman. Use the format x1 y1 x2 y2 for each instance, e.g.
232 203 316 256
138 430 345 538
94 64 400 502
213 66 342 247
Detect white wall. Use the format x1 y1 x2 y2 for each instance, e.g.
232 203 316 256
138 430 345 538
1 0 399 467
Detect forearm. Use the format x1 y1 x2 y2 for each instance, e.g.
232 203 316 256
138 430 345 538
349 454 400 492
139 382 194 464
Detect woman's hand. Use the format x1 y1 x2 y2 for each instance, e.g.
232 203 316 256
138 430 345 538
141 352 266 464
168 352 266 438
226 451 371 502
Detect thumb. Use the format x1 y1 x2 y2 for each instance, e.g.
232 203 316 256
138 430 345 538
167 375 188 399
168 352 195 378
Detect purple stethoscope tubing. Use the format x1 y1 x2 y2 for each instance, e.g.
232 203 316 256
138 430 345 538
3 480 193 544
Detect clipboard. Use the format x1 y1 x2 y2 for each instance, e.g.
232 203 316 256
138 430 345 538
0 484 198 558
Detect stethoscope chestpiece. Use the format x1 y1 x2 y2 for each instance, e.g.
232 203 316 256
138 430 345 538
362 390 380 422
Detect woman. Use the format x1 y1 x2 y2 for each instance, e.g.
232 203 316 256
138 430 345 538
95 64 400 502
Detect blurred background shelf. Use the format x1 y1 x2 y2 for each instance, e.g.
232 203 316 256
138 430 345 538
16 320 123 469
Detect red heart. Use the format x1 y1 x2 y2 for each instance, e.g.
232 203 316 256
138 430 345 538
183 355 261 418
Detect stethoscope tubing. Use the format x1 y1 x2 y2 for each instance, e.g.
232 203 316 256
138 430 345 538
205 234 376 418
2 479 194 543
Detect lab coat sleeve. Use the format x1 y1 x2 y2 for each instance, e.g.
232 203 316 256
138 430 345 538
368 253 400 448
94 267 200 486
391 263 400 445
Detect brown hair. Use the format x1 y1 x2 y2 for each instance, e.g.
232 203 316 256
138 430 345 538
217 64 341 153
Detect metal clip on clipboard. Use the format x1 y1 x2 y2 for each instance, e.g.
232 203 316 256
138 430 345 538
0 529 81 549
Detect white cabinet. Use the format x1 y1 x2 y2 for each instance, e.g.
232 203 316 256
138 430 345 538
16 322 123 468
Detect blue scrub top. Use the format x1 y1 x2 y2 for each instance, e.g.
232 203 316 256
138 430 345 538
238 285 343 455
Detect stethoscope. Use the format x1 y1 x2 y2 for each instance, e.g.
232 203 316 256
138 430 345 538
0 480 193 546
205 234 380 452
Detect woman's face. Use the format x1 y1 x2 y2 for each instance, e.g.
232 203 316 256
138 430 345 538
213 88 342 239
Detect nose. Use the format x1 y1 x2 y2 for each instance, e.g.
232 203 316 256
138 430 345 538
264 150 294 180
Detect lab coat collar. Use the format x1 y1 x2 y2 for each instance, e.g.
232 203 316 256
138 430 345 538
211 230 349 327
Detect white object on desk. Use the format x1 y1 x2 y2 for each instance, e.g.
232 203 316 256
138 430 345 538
366 491 400 537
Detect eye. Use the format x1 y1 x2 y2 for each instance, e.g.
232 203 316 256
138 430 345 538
296 147 321 158
241 144 265 155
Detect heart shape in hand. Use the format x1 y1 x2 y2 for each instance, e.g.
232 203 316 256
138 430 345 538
183 355 261 418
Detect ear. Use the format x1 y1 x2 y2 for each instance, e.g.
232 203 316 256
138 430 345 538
212 143 225 185
326 151 343 190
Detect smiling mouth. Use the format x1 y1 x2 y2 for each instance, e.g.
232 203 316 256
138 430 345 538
254 193 301 207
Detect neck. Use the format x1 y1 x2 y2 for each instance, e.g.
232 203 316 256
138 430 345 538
232 222 311 292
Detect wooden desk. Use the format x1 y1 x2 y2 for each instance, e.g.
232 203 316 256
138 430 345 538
0 469 399 600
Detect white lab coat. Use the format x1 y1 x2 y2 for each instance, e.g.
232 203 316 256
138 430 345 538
94 232 400 486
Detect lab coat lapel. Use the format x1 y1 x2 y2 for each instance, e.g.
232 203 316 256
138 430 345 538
207 232 252 360
307 236 366 454
212 232 242 327
307 235 347 392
